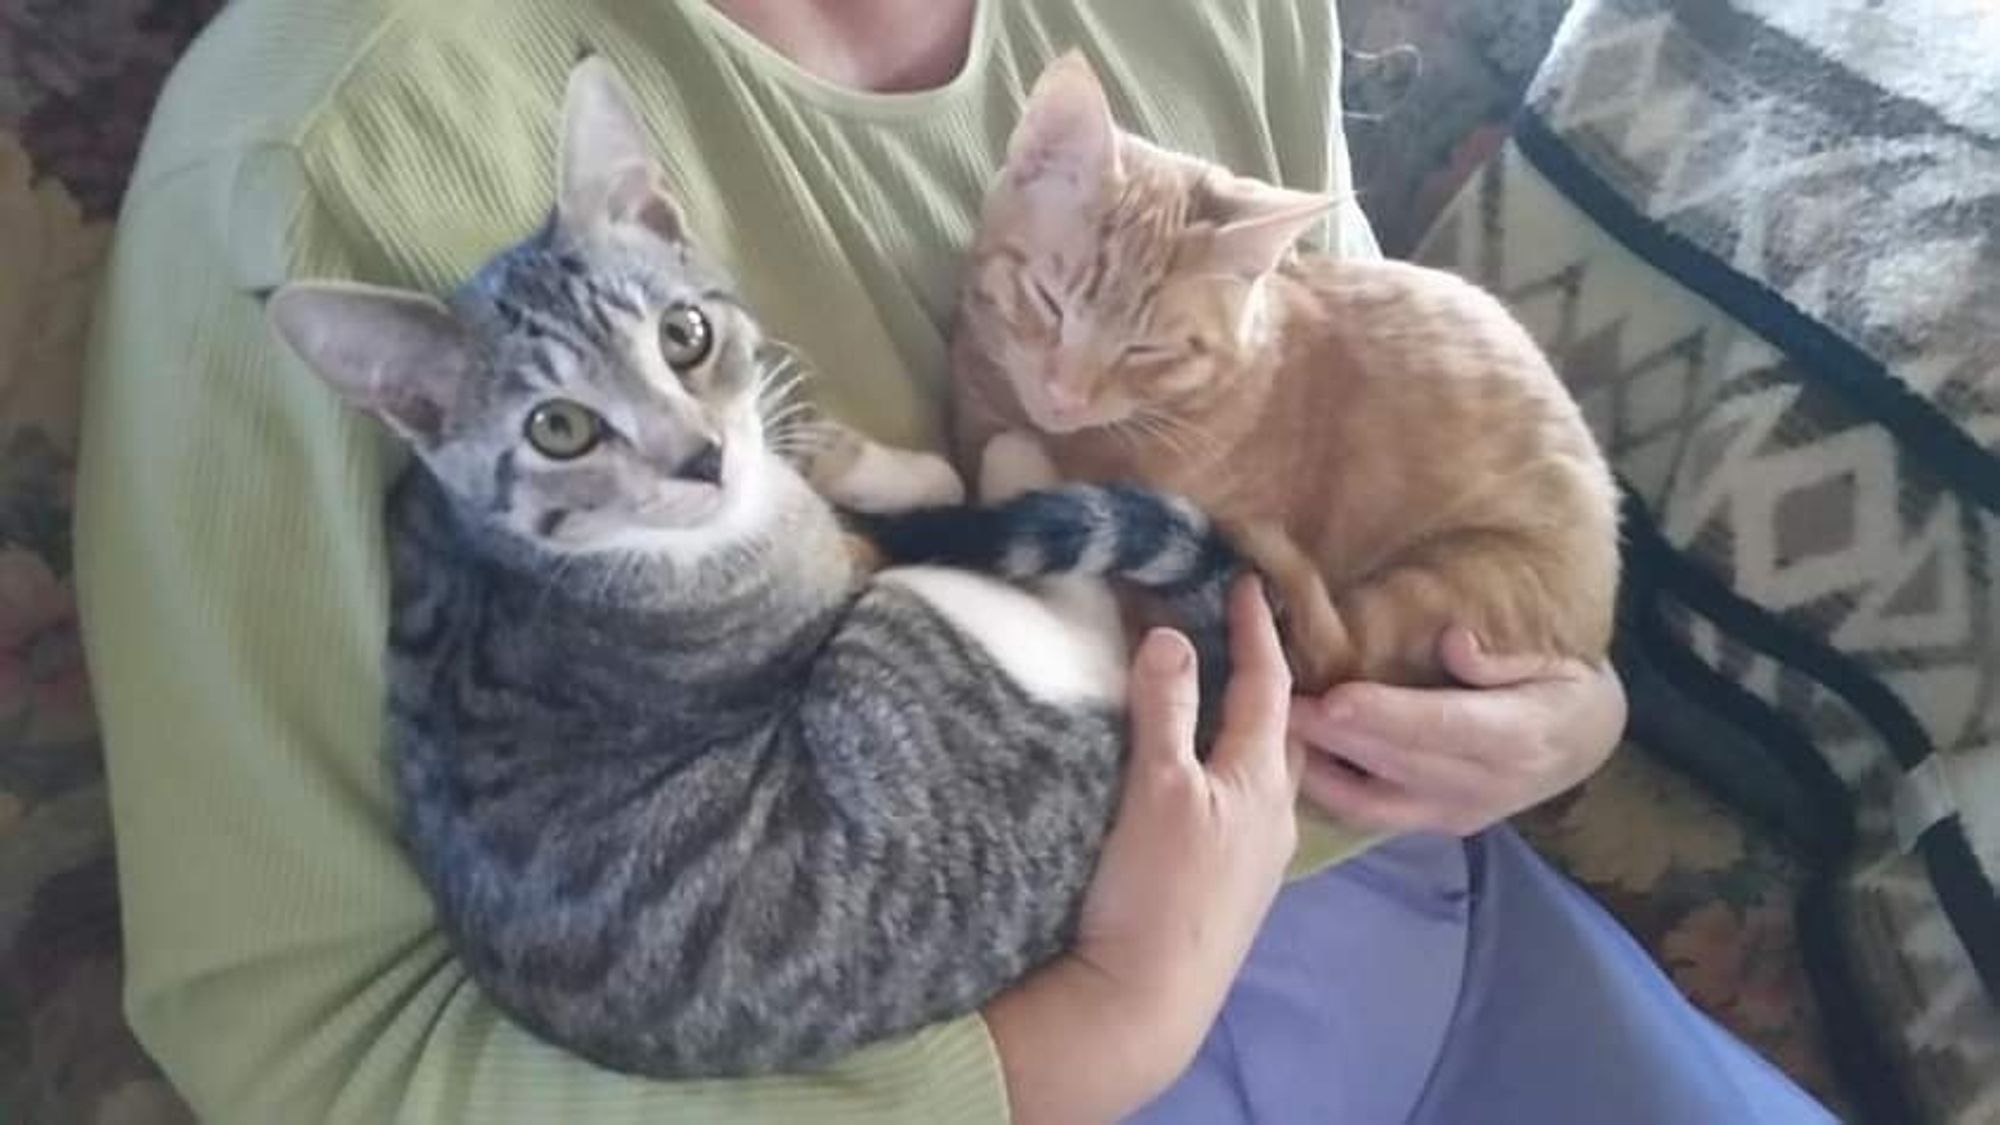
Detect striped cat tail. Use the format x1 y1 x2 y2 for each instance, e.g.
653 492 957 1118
857 485 1245 734
855 484 1244 727
854 484 1241 605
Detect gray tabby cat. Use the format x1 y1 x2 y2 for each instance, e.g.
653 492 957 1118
266 58 1241 1078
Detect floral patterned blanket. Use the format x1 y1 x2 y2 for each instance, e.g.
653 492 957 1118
4 2 222 1119
0 1 1861 1120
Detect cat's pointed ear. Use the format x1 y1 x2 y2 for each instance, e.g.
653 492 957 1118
1205 185 1339 280
557 55 686 243
1003 51 1121 201
268 281 469 448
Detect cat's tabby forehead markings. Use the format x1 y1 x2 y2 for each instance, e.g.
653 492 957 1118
266 55 783 559
470 240 656 392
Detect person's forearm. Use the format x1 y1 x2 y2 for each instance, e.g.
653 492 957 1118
983 957 1196 1125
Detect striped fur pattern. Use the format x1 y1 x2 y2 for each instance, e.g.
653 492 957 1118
859 484 1231 596
955 55 1620 692
268 58 1241 1077
855 484 1239 707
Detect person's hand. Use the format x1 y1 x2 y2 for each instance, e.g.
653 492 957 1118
1289 627 1626 837
985 576 1300 1124
1073 574 1302 1028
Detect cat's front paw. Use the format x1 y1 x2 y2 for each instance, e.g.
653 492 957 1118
979 430 1060 503
895 451 969 509
813 435 966 513
842 447 967 513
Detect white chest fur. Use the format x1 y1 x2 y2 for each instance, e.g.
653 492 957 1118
877 566 1128 708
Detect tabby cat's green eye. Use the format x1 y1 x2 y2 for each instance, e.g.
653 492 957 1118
658 304 714 371
524 399 603 460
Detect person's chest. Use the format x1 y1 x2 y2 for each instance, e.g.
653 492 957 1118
649 9 1307 452
311 0 1310 452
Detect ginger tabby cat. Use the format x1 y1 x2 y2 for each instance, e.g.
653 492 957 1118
953 54 1620 692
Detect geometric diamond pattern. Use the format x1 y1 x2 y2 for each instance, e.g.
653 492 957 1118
1421 3 2000 1114
1419 134 2000 1125
1535 1 2000 462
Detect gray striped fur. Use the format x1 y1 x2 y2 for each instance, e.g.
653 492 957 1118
384 462 1123 1075
265 58 1237 1078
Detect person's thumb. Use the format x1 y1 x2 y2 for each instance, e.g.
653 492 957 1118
1437 626 1570 689
1127 628 1200 769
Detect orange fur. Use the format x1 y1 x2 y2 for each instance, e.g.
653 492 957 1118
953 55 1620 692
842 531 888 575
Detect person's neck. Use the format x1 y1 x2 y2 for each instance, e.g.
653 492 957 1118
709 0 977 92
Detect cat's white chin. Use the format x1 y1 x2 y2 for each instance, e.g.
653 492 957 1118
620 449 780 560
1020 398 1129 436
635 484 727 526
542 453 772 560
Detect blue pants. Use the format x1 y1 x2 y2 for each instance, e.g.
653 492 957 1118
1133 828 1836 1124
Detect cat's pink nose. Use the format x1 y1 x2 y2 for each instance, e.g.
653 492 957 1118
1045 383 1087 417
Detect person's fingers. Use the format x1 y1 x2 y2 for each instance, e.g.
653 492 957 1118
1227 575 1291 707
1301 679 1498 766
1210 576 1294 779
1435 626 1582 689
1298 755 1438 834
1125 628 1200 773
1283 736 1307 789
1292 723 1489 795
1574 661 1630 768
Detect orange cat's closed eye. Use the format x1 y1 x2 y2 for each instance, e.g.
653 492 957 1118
952 52 1622 694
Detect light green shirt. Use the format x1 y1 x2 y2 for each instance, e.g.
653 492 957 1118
77 2 1375 1119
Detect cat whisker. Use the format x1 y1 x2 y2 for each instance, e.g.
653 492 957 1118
533 548 587 620
610 550 649 603
757 394 809 428
1121 412 1195 461
765 419 838 467
753 340 815 404
761 419 828 455
1104 420 1148 456
754 370 808 411
760 402 819 430
587 548 644 605
769 439 833 461
1132 409 1222 460
764 429 820 449
754 372 811 408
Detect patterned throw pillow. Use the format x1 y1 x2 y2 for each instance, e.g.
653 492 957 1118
1417 2 2000 1121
